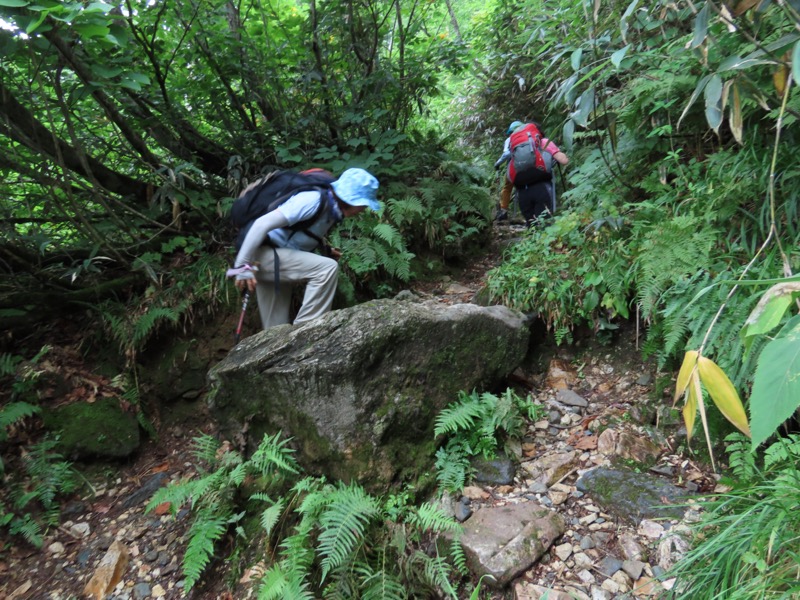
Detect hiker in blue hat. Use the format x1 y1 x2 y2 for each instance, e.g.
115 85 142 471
231 168 381 329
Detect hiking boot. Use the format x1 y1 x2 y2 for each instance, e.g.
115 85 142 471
495 209 509 222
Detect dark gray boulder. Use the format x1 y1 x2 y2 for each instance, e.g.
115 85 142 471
207 299 529 491
576 467 692 523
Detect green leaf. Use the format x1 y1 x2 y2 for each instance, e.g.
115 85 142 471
691 2 709 49
750 330 800 450
741 282 800 339
571 48 583 71
74 24 110 38
0 0 30 6
704 74 723 132
611 45 629 69
793 40 800 86
620 0 640 44
678 74 710 128
85 1 114 12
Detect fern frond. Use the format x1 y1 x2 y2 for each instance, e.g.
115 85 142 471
0 352 22 377
131 306 181 349
764 434 800 472
191 434 221 464
412 550 456 596
372 223 404 250
9 514 43 548
434 441 471 492
408 502 460 534
260 499 285 537
434 391 484 437
0 402 40 441
318 484 380 581
250 432 300 476
358 558 407 600
147 478 199 514
450 535 469 575
183 511 228 589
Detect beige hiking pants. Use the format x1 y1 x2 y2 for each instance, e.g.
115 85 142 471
252 246 339 329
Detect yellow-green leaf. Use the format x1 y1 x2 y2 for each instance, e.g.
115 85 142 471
697 356 751 436
683 372 699 443
674 350 699 406
774 64 789 97
730 82 743 144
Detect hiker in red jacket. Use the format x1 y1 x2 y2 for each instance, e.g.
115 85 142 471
494 120 569 226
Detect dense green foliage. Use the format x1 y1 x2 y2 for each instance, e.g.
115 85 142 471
434 388 544 492
149 433 470 598
2 0 800 595
0 0 488 342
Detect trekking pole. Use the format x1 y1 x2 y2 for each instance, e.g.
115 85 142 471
234 290 250 345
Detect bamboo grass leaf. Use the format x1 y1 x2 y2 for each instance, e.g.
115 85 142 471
674 350 699 405
691 3 710 49
697 356 750 436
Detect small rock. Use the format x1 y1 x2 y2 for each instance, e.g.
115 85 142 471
48 542 65 555
597 555 623 577
528 481 547 494
638 520 665 539
623 559 646 580
151 584 166 597
70 522 91 538
636 373 652 386
632 576 661 597
555 543 573 561
557 389 589 408
462 485 490 500
577 569 595 584
618 532 645 561
454 497 472 522
579 536 596 550
132 582 151 600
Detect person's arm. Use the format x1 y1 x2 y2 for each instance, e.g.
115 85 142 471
543 139 569 166
231 210 290 292
494 137 513 169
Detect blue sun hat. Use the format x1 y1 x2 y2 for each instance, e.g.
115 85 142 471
507 120 524 135
331 168 381 211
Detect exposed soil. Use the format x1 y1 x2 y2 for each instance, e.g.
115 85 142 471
0 223 712 600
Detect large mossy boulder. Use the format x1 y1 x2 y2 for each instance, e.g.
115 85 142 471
207 298 530 491
43 398 141 459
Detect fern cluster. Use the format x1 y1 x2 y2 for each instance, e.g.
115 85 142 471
1 438 80 548
150 432 468 598
434 389 544 492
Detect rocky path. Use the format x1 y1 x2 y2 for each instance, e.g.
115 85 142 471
1 223 711 600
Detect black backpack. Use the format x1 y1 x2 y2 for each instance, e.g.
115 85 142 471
231 169 336 251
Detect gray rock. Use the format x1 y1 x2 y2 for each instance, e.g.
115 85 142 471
557 389 589 408
622 559 645 580
455 497 473 522
528 481 549 494
460 502 565 588
122 473 168 509
636 373 652 386
579 536 596 550
520 451 578 486
576 468 691 523
597 555 623 577
132 583 151 600
208 299 529 491
472 453 516 486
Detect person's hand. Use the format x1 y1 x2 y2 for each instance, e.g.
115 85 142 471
235 273 257 293
328 247 342 261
